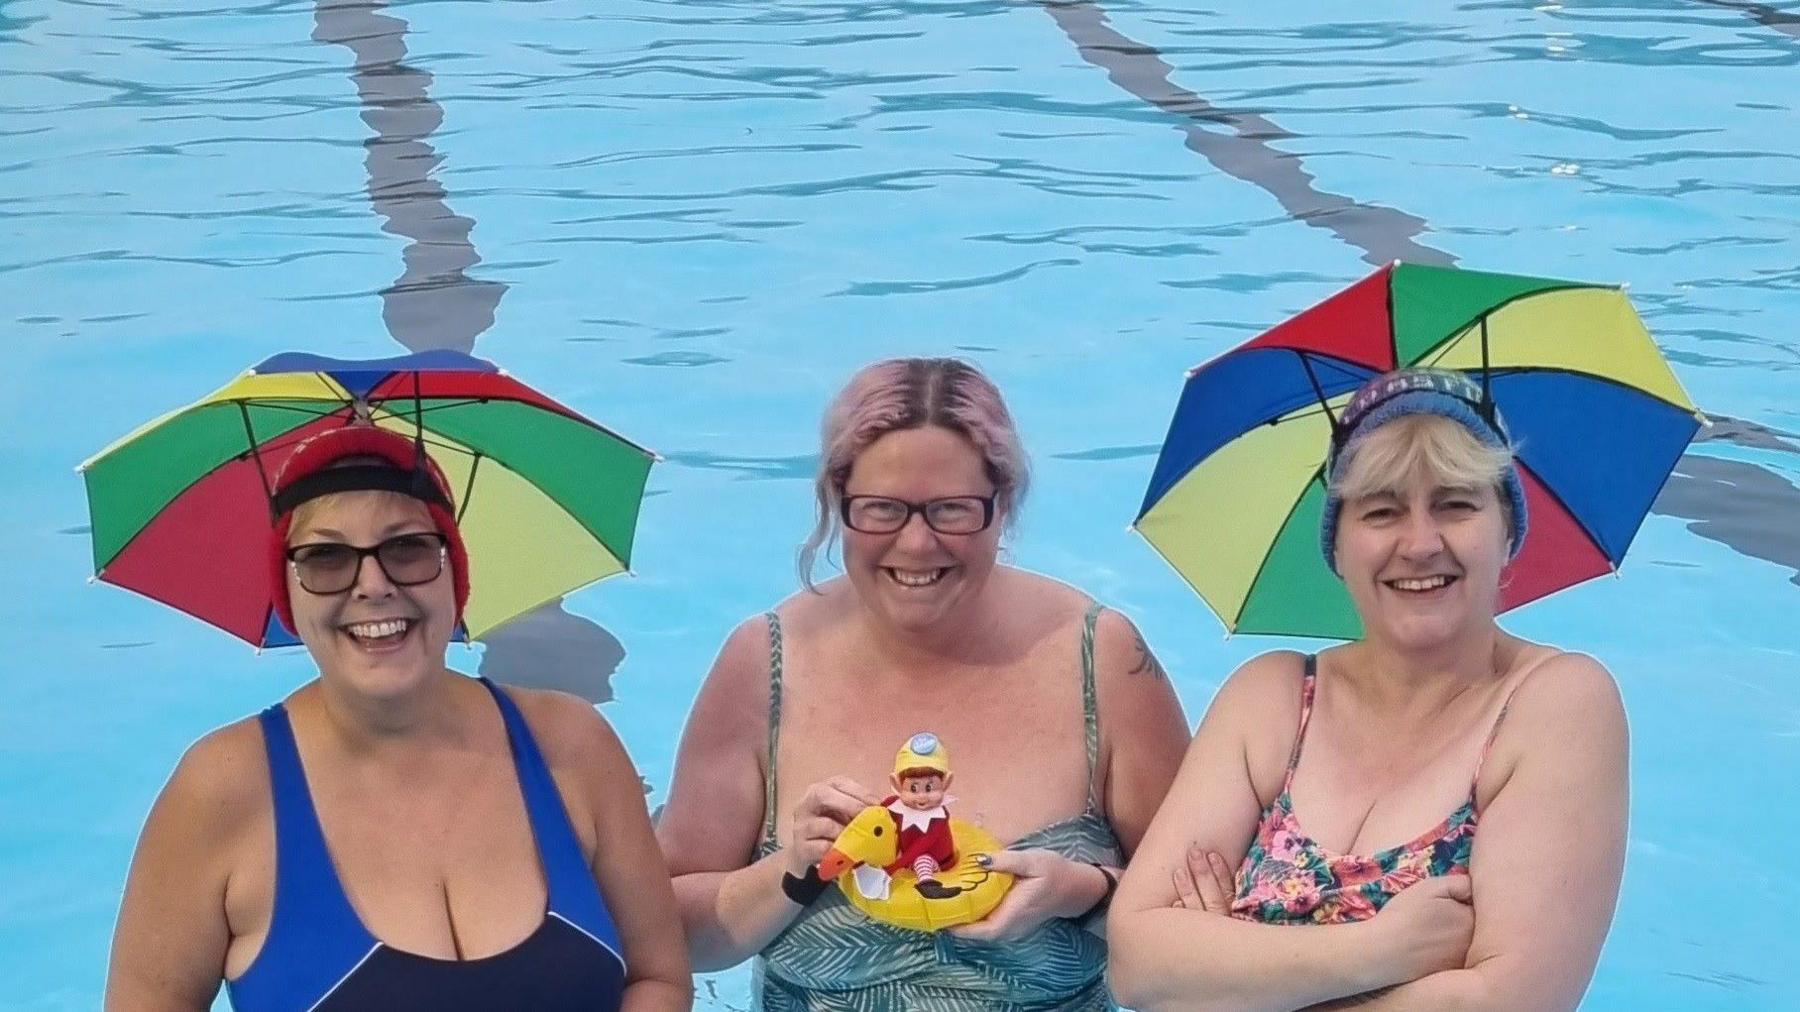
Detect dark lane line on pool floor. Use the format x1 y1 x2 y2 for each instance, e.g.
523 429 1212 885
1034 0 1800 588
1658 454 1800 588
1694 0 1800 42
313 0 507 354
314 0 618 703
1037 0 1453 269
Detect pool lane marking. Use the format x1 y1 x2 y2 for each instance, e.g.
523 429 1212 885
313 0 507 354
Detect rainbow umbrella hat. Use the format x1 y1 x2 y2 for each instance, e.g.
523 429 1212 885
80 350 656 648
1133 262 1704 640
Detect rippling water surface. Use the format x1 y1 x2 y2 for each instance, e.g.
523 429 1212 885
3 1 1797 1008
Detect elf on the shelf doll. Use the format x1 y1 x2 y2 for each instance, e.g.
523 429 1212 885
883 732 957 896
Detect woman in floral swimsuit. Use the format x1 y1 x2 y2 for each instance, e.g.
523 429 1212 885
1108 370 1629 1011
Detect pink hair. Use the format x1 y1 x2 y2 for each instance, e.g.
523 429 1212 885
799 358 1029 589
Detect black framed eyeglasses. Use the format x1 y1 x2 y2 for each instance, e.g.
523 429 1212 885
285 532 448 595
840 494 996 535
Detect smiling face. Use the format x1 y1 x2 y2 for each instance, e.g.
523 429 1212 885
840 425 1004 636
1336 478 1510 649
890 770 951 811
1331 415 1514 651
286 489 456 698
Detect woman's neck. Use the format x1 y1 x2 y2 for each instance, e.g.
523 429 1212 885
856 572 1014 673
312 666 465 753
1346 625 1510 716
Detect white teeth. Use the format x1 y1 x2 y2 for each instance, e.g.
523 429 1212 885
888 568 945 588
1391 576 1452 592
345 619 410 639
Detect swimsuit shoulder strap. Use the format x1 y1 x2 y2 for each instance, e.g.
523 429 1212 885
256 704 366 935
1079 601 1105 812
1280 654 1320 794
230 706 375 1007
1472 649 1564 793
760 611 784 851
478 678 625 961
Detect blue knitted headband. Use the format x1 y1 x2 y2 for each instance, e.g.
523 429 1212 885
1320 369 1528 573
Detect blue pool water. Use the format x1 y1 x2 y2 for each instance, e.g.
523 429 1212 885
4 1 1798 1007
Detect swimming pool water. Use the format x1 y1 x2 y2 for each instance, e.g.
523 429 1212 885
4 1 1798 1008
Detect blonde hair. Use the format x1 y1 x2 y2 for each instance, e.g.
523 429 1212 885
799 358 1028 589
1332 414 1516 521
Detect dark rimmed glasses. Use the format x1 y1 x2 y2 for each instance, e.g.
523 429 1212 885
286 532 448 595
840 494 996 535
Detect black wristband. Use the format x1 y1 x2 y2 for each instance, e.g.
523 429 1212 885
781 868 831 906
1078 863 1118 923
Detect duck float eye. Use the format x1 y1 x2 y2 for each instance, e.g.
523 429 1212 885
812 732 1014 932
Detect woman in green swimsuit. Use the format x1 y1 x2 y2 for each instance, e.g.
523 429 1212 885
656 357 1191 1010
1109 370 1629 1011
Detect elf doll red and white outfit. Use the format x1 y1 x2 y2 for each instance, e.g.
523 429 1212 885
883 732 956 883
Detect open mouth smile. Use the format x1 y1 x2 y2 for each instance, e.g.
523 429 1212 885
1383 575 1457 594
883 567 950 588
338 617 417 650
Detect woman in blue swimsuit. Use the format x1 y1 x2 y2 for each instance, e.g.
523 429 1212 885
105 424 690 1011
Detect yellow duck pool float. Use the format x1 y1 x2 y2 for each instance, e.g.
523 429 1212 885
815 805 1014 933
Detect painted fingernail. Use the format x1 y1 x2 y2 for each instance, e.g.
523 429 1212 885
975 854 991 868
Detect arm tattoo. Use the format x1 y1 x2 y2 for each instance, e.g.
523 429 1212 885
1130 631 1168 681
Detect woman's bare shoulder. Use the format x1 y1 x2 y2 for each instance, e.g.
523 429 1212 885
1502 649 1624 736
769 579 854 635
1002 566 1100 614
498 683 632 774
1476 649 1626 812
153 715 272 843
667 608 793 755
1212 649 1311 717
704 610 785 703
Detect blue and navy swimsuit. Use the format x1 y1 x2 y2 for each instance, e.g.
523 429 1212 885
227 678 628 1011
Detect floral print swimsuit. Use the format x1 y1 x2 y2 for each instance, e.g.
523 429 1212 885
1230 654 1521 925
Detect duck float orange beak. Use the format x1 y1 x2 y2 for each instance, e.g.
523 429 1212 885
816 805 899 881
